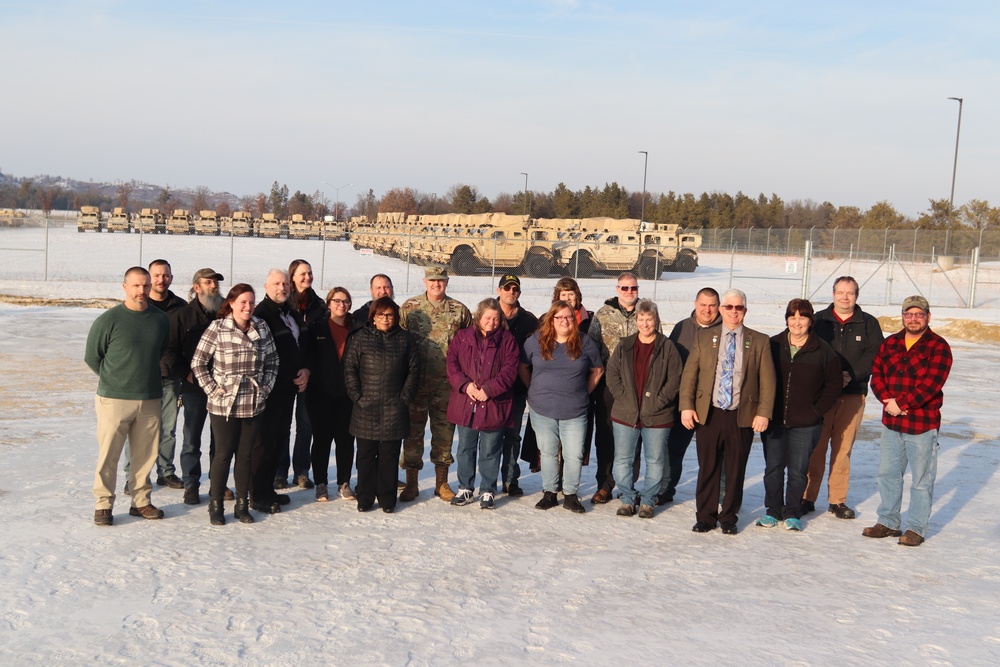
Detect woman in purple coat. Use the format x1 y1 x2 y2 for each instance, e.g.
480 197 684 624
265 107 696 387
446 298 520 509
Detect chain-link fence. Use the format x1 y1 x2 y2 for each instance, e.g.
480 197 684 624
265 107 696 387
2 214 997 309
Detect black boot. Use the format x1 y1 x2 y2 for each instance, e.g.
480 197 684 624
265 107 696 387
234 498 255 524
209 499 225 526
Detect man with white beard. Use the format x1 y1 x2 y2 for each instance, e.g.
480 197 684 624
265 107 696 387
164 268 226 506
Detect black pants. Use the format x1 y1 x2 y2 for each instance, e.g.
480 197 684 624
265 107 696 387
355 438 401 511
309 394 354 486
209 413 261 501
592 379 617 492
253 388 296 501
662 421 696 499
694 407 753 526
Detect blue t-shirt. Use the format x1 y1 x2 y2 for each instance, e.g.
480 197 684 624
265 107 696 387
521 333 602 420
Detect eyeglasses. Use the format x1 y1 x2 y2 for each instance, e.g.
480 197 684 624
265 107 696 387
373 313 394 320
720 304 746 312
902 312 927 319
330 298 351 306
501 284 520 292
552 315 574 322
618 285 638 292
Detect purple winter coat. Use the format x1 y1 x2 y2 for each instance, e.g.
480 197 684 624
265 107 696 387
446 326 519 431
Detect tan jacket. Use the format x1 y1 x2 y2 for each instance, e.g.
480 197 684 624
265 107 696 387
678 325 776 429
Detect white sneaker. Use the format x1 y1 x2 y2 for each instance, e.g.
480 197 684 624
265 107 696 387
480 492 495 510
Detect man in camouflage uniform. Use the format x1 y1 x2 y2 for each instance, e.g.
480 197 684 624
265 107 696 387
588 271 640 503
399 266 472 502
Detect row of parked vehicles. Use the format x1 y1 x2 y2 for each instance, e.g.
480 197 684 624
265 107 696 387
76 207 349 240
349 212 701 278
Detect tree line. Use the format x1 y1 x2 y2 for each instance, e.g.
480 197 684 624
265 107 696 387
2 169 997 231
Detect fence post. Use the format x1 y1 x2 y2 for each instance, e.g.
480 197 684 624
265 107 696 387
968 246 980 308
230 227 236 287
728 244 735 289
801 239 811 298
44 214 50 281
884 244 895 306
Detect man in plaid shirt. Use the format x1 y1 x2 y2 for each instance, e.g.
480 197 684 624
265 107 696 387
863 295 952 547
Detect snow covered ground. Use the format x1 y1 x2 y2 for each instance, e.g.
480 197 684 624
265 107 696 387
1 231 998 665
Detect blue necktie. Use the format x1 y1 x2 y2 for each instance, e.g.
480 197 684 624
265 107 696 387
718 332 735 409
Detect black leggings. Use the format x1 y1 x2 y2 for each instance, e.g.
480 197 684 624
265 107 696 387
209 413 262 501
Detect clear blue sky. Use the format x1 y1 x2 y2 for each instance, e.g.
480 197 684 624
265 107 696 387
1 1 997 217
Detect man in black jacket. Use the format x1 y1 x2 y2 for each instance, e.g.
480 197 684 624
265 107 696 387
658 287 722 504
496 274 538 497
352 274 394 332
253 269 310 513
163 268 224 505
804 276 884 519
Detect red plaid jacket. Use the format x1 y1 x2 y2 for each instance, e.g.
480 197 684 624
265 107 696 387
870 327 952 435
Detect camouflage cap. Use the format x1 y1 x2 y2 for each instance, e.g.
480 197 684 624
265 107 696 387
424 265 449 280
193 268 224 283
901 295 930 313
498 274 520 288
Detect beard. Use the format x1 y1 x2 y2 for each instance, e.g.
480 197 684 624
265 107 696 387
198 291 225 315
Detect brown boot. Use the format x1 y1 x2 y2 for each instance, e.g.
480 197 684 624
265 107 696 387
434 465 456 502
399 468 419 502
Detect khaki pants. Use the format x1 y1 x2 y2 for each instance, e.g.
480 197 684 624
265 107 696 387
93 396 161 510
805 394 865 505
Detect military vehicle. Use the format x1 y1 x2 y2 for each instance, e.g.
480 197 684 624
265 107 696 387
136 208 163 234
288 214 312 239
106 207 131 233
78 206 102 232
0 208 18 228
194 210 219 236
166 209 192 235
551 219 700 278
258 213 281 238
220 211 252 236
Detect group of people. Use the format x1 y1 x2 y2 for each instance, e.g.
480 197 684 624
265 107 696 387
86 262 952 546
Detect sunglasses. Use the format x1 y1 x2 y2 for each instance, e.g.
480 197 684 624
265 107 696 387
501 284 520 292
720 304 746 311
618 285 638 292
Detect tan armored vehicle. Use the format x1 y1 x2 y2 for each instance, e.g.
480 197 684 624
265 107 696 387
222 211 252 236
552 220 701 278
258 213 280 238
136 208 163 234
0 208 15 228
78 206 102 233
194 210 219 236
288 214 311 239
166 209 192 235
106 207 131 233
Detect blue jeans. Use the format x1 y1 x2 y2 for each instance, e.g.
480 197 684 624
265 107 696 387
455 425 503 494
531 410 587 495
124 377 179 478
762 424 822 519
613 422 669 508
501 394 527 486
180 387 214 489
876 426 939 536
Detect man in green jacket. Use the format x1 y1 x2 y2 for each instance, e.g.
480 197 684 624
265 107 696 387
84 267 169 525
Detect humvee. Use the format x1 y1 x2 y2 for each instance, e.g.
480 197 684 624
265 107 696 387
78 206 102 233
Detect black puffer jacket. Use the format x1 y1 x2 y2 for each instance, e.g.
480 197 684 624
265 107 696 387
769 330 843 429
813 303 884 396
343 323 421 441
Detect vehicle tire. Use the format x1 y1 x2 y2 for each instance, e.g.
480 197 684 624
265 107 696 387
451 249 478 276
638 256 661 280
77 227 84 233
675 253 697 273
522 253 550 278
569 251 594 279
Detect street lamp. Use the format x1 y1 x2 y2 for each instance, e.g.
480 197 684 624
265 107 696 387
638 151 648 223
322 181 353 222
946 97 963 255
520 172 529 217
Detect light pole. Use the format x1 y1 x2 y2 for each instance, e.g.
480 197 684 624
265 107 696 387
520 172 529 217
638 151 648 224
946 97 963 255
323 181 353 222
431 192 437 215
